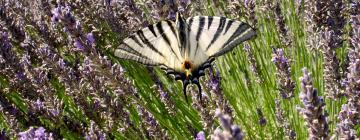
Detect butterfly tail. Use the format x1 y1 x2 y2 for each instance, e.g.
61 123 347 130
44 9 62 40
183 79 190 103
195 81 202 104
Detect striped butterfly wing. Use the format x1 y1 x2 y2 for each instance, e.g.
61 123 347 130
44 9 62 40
186 16 256 60
115 21 184 71
115 14 257 102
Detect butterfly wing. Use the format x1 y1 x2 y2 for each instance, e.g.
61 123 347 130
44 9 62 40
115 15 256 102
115 21 184 71
186 16 256 59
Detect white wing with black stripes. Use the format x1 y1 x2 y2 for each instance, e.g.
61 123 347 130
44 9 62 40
186 16 256 58
114 21 184 71
115 13 256 102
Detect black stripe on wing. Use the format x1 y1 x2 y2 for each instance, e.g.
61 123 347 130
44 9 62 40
177 13 188 56
137 30 165 58
115 45 157 65
193 17 205 58
206 17 226 51
148 24 157 37
166 20 177 36
194 42 200 59
222 22 249 47
161 21 182 62
227 23 247 42
156 22 171 46
120 42 152 60
207 17 213 29
213 24 256 57
224 19 234 34
129 35 143 48
196 17 205 41
116 20 181 66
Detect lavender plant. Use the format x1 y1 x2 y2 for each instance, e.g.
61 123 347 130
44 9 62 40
275 100 296 140
335 1 360 138
0 0 359 139
17 126 53 140
272 48 295 99
274 1 292 48
209 109 244 140
297 68 329 139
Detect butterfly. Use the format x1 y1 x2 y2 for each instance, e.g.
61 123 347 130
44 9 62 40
115 13 256 101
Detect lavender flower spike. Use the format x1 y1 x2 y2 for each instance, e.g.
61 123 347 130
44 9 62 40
86 32 95 45
196 131 206 140
335 59 359 139
335 2 360 139
274 1 292 47
17 127 53 140
275 99 296 140
256 108 267 126
297 68 329 139
211 109 244 140
272 48 295 99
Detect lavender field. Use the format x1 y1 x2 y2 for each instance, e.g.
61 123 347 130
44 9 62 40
0 0 359 139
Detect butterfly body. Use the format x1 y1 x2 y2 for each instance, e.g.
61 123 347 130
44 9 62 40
115 13 256 101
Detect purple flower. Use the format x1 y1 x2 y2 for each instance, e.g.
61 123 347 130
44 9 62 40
196 131 206 140
212 109 244 140
271 48 288 67
274 1 292 47
159 90 167 98
75 21 82 31
231 125 244 140
177 0 191 16
74 39 84 50
136 105 167 138
272 48 295 99
257 108 267 126
215 109 231 132
86 33 95 45
18 130 31 140
179 0 191 5
209 76 220 91
205 66 221 92
51 6 62 22
15 72 25 79
167 10 176 21
17 127 53 140
2 32 8 40
154 83 176 116
243 43 261 83
1 32 11 50
297 68 329 139
0 129 7 140
20 53 31 68
35 99 44 110
275 100 296 139
84 121 107 140
34 127 45 138
244 0 257 27
50 109 59 117
56 5 76 27
58 59 66 70
104 0 112 6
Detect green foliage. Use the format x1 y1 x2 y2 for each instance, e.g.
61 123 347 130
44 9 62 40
1 0 359 139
